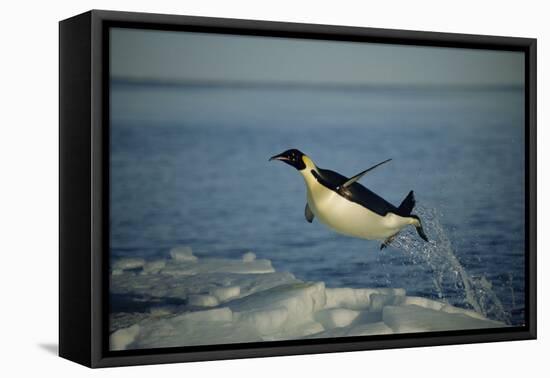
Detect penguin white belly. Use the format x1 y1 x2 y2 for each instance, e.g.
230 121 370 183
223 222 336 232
307 185 409 240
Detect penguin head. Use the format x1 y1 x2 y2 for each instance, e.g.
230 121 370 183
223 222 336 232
269 149 307 171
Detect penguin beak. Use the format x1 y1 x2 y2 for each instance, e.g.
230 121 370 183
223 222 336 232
269 153 289 162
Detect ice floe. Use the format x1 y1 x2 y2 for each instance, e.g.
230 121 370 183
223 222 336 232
242 251 256 262
110 247 506 350
169 246 198 262
112 257 145 271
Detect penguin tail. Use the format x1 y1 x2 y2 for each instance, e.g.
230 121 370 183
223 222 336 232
397 190 416 216
397 191 428 242
410 214 429 242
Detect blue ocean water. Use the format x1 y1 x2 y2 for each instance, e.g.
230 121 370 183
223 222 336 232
110 82 525 325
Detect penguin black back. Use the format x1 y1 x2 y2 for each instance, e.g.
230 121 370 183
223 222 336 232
312 167 399 217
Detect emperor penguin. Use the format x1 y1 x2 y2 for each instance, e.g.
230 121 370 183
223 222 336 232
269 149 428 249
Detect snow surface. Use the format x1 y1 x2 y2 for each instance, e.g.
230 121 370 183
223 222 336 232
110 247 506 351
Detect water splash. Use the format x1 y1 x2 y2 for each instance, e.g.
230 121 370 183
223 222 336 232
388 206 510 324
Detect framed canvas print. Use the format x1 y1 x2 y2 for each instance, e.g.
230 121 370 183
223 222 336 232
59 10 536 368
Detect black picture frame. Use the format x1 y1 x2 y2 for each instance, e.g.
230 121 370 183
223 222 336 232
59 9 537 368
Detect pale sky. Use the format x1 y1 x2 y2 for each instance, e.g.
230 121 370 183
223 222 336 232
110 27 524 87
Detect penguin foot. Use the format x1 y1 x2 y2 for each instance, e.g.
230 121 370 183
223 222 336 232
416 225 429 242
380 235 397 250
410 214 429 242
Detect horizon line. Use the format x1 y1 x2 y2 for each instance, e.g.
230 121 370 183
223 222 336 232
111 76 524 92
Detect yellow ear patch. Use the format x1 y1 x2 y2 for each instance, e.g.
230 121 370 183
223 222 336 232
302 155 315 169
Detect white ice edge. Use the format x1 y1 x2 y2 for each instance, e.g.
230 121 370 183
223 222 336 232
109 248 506 350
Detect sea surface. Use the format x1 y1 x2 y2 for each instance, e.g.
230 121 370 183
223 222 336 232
110 82 525 325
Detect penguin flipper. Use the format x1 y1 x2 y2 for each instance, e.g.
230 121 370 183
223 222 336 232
305 203 314 223
342 158 392 188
